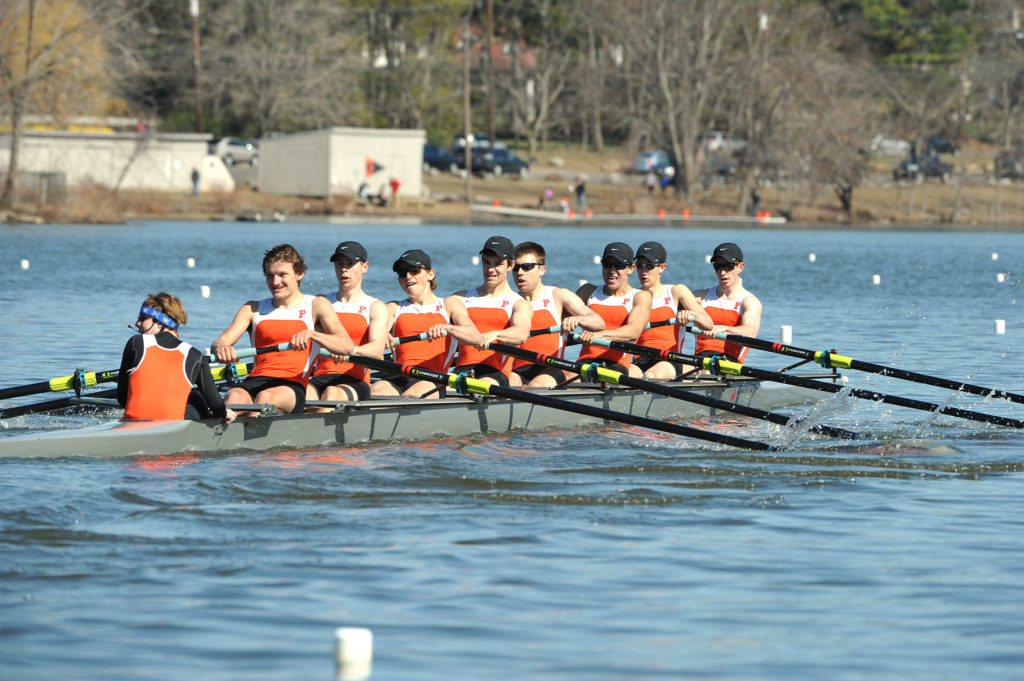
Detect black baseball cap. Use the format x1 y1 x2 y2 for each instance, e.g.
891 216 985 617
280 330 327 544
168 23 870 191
330 241 368 263
480 235 515 261
393 249 432 272
636 241 667 264
711 242 743 264
602 242 634 264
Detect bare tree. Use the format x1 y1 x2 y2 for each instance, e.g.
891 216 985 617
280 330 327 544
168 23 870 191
0 0 144 209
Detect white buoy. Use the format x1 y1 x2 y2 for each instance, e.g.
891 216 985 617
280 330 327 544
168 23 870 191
992 252 999 261
780 325 792 344
20 259 29 270
592 255 601 265
997 272 1006 283
808 253 816 263
200 285 211 299
186 257 196 268
872 274 881 285
333 630 374 667
995 319 1006 334
704 254 712 263
578 279 588 288
471 255 480 266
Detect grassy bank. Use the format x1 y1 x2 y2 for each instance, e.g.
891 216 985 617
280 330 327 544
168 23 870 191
6 143 1024 229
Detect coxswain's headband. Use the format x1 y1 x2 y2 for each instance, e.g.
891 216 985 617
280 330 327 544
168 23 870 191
139 305 179 329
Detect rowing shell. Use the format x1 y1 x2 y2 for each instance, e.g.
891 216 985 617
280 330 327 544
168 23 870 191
0 374 841 459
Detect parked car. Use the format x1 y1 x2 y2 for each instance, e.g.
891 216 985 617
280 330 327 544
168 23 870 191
892 154 954 182
922 135 958 154
212 137 259 166
995 151 1024 180
699 130 747 154
633 150 671 174
423 144 458 174
469 147 529 177
869 135 911 156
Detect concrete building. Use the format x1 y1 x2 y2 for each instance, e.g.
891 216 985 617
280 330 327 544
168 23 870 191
258 127 425 199
0 130 234 195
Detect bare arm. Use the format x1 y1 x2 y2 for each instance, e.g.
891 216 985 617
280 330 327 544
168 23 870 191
210 302 258 363
479 298 532 348
350 299 388 358
672 284 713 331
579 290 652 344
439 293 484 346
725 294 762 338
556 287 604 334
382 301 399 350
291 296 355 355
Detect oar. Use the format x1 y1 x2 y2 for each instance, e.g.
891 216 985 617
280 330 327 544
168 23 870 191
342 354 773 451
584 336 1024 429
0 363 250 420
683 325 1024 405
0 368 120 400
489 342 860 439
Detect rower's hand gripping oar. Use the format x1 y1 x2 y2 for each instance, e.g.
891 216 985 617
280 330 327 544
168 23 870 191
488 342 860 440
339 353 773 451
681 324 1024 405
581 335 1024 429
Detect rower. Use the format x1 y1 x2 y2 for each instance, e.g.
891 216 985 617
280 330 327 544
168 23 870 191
371 249 470 399
632 241 713 379
445 235 533 386
691 242 762 363
306 241 387 408
574 242 652 377
510 241 604 388
210 243 354 414
118 292 236 423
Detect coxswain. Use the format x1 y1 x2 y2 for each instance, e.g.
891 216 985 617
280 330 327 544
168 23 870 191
632 241 713 379
117 292 235 423
371 249 472 399
445 235 533 386
691 242 762 363
210 243 354 414
574 242 652 376
510 241 604 388
306 241 387 408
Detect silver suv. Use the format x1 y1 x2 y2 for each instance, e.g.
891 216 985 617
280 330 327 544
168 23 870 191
212 137 259 166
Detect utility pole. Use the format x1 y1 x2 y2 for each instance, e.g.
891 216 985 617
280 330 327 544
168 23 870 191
190 0 203 133
486 0 495 149
463 18 473 204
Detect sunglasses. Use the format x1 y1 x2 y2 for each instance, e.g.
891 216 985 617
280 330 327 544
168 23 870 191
396 266 425 277
601 260 631 271
713 261 738 272
512 262 540 273
636 262 661 272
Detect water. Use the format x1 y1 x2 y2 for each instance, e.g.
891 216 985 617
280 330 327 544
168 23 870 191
1 221 1023 680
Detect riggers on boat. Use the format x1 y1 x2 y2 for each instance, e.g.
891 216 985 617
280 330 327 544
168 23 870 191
0 374 840 459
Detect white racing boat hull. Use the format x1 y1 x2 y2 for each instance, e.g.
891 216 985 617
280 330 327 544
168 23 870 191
0 376 839 459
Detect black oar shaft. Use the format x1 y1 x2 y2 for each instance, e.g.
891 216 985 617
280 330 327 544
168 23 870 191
696 327 1024 405
598 337 1024 429
344 354 771 450
0 388 119 419
489 343 858 439
0 369 119 400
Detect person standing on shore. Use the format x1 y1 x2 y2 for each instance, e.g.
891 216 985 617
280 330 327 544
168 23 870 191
210 244 354 414
692 242 762 363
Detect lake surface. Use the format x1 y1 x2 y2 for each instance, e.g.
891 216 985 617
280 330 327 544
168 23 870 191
1 221 1023 680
